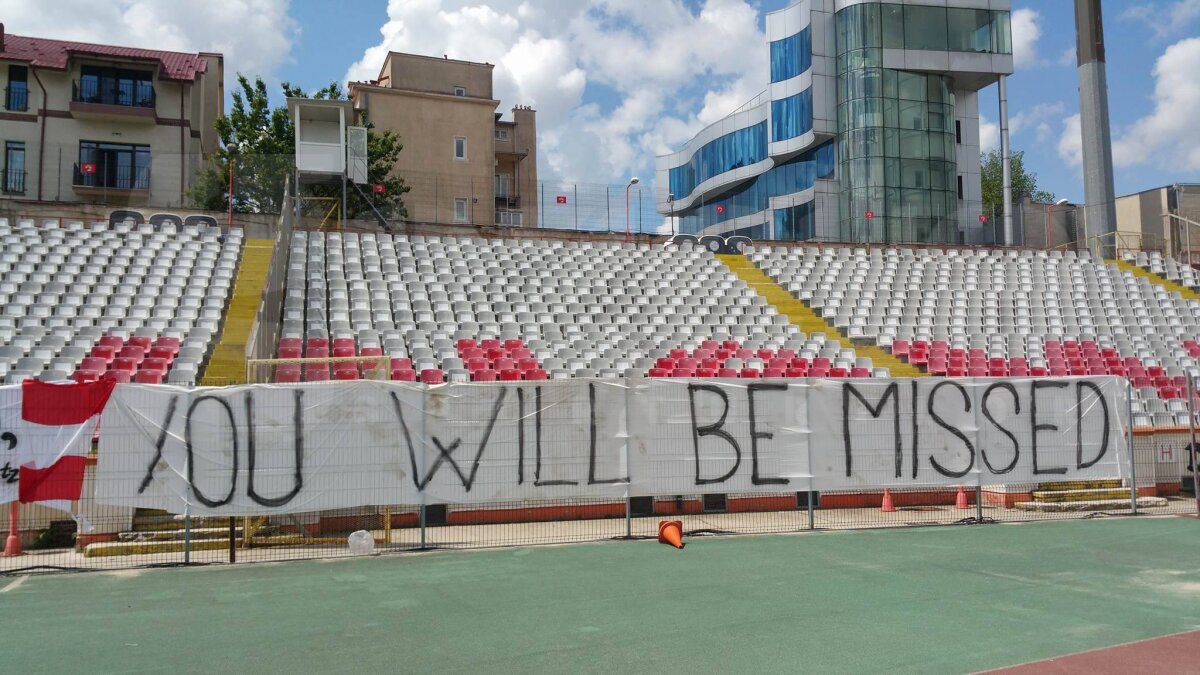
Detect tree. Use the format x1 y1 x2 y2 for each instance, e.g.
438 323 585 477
189 76 411 221
980 149 1055 216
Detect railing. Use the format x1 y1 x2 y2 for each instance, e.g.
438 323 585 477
71 79 156 109
73 163 150 190
1 167 25 194
1088 230 1165 260
4 85 28 112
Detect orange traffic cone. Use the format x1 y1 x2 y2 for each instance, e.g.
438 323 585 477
955 485 970 509
657 520 684 549
881 489 897 513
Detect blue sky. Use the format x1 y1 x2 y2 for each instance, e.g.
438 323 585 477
5 0 1200 203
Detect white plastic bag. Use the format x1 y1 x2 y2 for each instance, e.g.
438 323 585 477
347 529 375 554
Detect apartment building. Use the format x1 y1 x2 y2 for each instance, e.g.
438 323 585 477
349 52 537 228
0 24 222 207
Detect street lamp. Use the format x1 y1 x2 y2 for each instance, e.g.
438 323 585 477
226 142 239 229
625 177 640 243
1045 197 1070 250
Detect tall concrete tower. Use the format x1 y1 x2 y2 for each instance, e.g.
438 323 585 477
1075 0 1117 257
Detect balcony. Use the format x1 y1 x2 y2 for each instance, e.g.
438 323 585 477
70 80 156 122
73 163 150 197
2 168 25 195
4 86 28 112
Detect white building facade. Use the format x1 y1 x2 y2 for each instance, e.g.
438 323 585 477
656 0 1013 244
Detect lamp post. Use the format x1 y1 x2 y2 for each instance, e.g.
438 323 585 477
625 177 640 243
226 142 239 229
1045 197 1070 250
668 193 676 236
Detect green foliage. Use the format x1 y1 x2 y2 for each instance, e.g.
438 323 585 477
188 76 410 220
980 149 1055 215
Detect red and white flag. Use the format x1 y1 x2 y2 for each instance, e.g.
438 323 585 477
0 379 115 506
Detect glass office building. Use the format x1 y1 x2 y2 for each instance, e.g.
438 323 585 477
656 0 1013 244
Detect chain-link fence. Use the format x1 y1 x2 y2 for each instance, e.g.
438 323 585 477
2 376 1194 576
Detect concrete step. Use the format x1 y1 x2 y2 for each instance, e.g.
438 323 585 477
118 527 244 542
1013 496 1167 512
132 514 233 532
1031 488 1132 503
1035 479 1123 491
83 534 356 557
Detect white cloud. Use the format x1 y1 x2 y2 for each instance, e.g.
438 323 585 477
1111 37 1200 171
1057 113 1083 167
0 0 298 95
1011 8 1043 68
1058 47 1077 67
1011 102 1066 139
979 114 1000 152
345 0 767 185
1122 0 1200 39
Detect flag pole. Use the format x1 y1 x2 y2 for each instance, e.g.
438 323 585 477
4 502 21 556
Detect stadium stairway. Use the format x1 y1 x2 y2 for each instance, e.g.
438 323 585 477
1114 259 1200 302
200 239 274 385
716 253 924 378
1013 479 1166 512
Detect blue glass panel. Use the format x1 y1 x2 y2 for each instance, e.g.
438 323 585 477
769 27 813 83
675 139 833 235
770 89 813 141
667 121 768 199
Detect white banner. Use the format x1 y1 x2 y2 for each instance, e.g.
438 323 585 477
95 377 1129 515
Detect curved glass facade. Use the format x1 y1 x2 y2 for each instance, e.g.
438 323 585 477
835 3 962 243
771 89 813 141
769 27 812 83
668 120 768 200
676 140 835 237
881 4 1011 54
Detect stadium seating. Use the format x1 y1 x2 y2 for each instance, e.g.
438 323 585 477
278 232 884 381
0 217 241 386
1127 250 1200 291
749 244 1200 425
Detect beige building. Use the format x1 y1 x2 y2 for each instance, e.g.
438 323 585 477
0 24 222 208
1114 184 1200 259
349 52 537 228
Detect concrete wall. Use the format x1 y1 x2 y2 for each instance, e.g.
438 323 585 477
382 53 494 99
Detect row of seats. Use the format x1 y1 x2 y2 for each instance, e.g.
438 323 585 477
0 219 241 385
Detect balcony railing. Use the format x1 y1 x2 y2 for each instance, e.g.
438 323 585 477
1 168 25 194
73 163 150 191
72 80 156 109
4 86 28 112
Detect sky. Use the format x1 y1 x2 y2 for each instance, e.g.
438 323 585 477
2 0 1199 203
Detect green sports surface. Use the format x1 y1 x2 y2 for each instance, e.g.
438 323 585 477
2 518 1198 673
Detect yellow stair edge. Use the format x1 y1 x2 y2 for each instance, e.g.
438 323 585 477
716 254 925 378
199 238 275 386
1113 259 1200 302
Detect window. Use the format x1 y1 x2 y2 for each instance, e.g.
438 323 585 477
668 121 768 199
771 89 814 142
4 142 25 194
76 141 151 190
494 128 509 141
6 66 28 111
955 120 962 145
957 175 964 200
77 65 155 107
454 136 467 160
769 27 812 83
454 198 468 222
453 86 466 97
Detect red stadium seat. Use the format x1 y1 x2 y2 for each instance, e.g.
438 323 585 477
721 340 740 351
127 336 152 354
333 346 355 358
739 368 760 379
457 338 478 352
648 368 669 378
279 346 302 359
305 367 330 382
360 346 383 357
149 346 176 364
334 369 360 381
470 369 496 382
306 338 329 352
762 368 785 378
81 356 108 372
493 358 515 372
461 347 484 360
112 357 138 373
669 349 688 360
72 370 102 383
499 369 523 381
828 368 848 378
717 368 738 378
101 370 132 383
155 336 182 354
141 357 168 373
134 370 164 384
480 339 501 351
655 357 677 370
420 369 445 384
90 345 117 364
98 335 124 351
525 369 548 381
695 368 717 378
466 358 490 372
389 369 416 382
308 346 329 358
850 367 870 378
275 365 301 383
890 340 910 357
785 367 807 378
504 339 525 351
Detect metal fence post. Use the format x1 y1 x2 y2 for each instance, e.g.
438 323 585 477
419 389 428 550
607 186 611 231
574 183 579 231
1128 379 1138 515
807 488 815 530
625 493 632 539
183 502 191 564
1189 376 1200 515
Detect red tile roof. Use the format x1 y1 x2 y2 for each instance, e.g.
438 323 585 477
0 30 211 82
